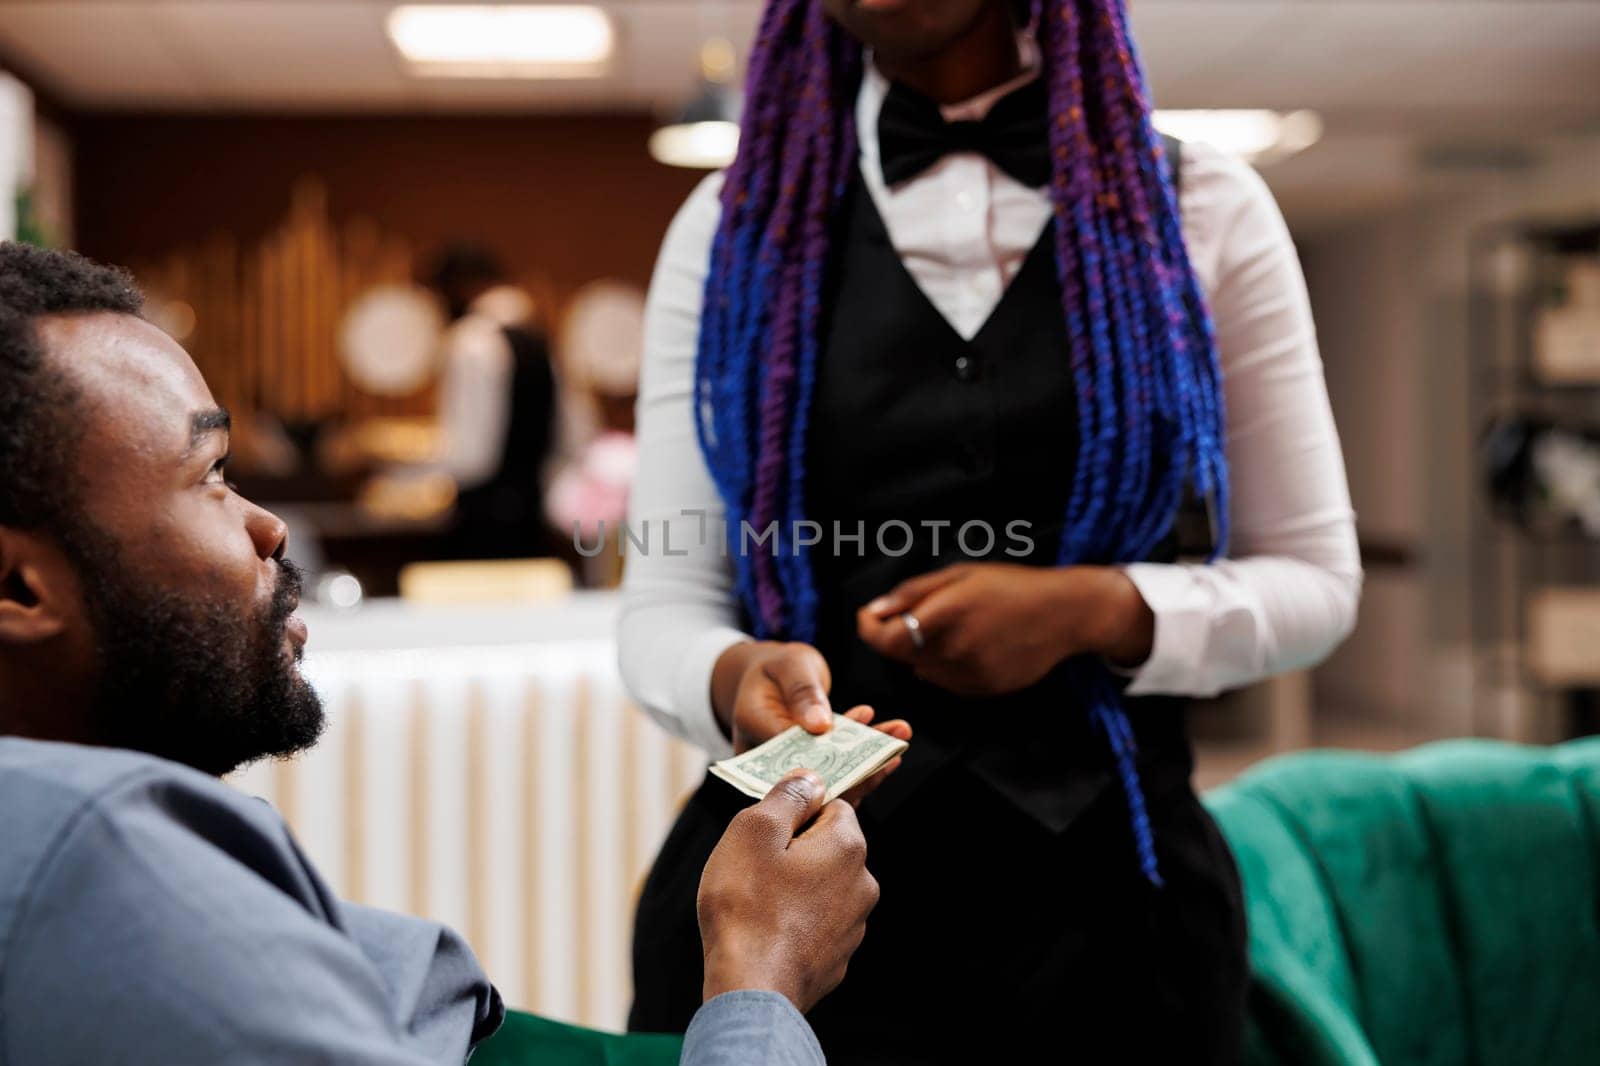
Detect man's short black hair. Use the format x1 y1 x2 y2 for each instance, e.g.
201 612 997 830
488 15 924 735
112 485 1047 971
0 242 144 532
424 241 506 297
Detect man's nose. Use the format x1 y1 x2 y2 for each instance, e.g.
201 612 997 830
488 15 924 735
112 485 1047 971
245 501 290 562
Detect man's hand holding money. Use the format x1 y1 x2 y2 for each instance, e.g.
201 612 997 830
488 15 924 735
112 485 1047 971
697 770 879 1013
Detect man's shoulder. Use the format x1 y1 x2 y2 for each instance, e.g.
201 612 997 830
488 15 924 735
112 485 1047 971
0 738 274 916
0 735 236 820
0 739 505 1064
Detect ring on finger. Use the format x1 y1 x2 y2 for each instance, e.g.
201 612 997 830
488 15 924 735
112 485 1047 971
902 612 926 651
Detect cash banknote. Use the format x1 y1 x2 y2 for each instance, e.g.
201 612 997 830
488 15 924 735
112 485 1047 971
710 713 909 804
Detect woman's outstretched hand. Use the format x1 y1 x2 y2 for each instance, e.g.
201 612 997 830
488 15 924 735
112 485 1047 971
856 563 1156 696
711 642 912 781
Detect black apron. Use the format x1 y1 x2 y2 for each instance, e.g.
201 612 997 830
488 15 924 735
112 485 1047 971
630 166 1247 1064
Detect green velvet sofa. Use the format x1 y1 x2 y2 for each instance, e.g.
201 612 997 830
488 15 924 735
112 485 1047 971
1211 738 1600 1066
474 738 1600 1066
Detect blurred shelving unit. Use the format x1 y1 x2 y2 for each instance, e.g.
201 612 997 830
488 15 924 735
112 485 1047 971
1468 217 1600 743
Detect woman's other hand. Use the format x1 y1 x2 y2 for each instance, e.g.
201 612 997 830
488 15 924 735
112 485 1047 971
856 563 1156 696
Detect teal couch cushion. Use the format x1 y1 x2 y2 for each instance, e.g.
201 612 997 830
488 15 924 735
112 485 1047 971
1209 738 1600 1066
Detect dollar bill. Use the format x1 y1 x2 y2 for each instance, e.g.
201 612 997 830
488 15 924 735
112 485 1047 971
710 714 909 804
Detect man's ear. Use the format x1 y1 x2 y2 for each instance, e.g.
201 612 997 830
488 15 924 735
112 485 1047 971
0 526 75 645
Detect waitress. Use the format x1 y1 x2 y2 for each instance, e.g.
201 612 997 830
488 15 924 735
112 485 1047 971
620 0 1361 1062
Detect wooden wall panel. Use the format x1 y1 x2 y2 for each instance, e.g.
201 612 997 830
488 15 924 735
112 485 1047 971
71 113 703 420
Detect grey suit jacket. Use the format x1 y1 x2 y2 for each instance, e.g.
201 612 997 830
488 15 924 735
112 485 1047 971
0 737 823 1066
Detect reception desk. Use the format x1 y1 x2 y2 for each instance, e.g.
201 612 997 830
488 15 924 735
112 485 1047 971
229 592 707 1031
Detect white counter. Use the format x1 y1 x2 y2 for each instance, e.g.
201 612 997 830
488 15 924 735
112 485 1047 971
298 590 623 654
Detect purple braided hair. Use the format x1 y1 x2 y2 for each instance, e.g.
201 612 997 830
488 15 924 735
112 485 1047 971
694 0 1228 885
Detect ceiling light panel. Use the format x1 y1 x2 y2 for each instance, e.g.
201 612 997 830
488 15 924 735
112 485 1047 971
387 5 615 79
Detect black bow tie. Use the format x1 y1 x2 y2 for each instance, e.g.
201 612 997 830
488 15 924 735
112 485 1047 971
877 76 1050 189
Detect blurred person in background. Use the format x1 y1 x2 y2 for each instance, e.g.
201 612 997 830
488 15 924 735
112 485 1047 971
621 0 1362 1062
546 285 645 586
0 241 901 1066
422 242 558 560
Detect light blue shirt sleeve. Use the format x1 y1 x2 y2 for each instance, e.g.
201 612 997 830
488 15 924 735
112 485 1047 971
680 991 827 1066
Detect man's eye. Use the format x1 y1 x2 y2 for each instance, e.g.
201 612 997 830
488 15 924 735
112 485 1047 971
206 455 232 485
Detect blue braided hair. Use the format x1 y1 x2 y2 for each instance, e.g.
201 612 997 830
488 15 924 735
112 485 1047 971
694 0 1229 886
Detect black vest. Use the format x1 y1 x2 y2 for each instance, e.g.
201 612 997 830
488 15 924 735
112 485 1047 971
453 325 556 558
803 165 1192 832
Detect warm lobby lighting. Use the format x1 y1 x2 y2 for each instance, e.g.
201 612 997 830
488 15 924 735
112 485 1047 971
1152 109 1324 165
650 38 742 170
386 5 614 78
649 120 740 170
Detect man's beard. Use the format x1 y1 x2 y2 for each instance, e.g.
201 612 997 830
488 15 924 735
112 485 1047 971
69 531 325 777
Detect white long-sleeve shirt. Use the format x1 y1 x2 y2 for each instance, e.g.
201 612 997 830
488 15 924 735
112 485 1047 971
620 58 1363 760
433 311 512 491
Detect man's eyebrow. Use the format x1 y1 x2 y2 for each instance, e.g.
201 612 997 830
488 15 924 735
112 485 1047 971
187 407 232 453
